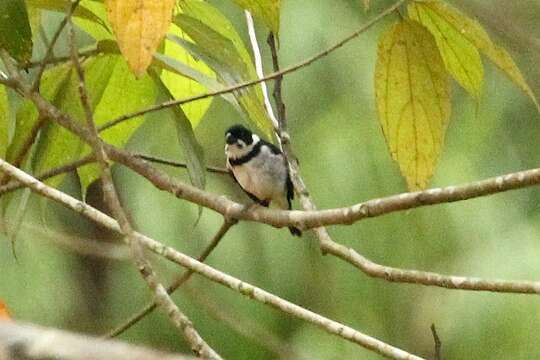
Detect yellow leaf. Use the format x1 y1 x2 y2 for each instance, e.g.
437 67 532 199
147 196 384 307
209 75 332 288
0 300 11 320
375 20 450 191
409 0 539 111
408 1 483 98
105 0 175 77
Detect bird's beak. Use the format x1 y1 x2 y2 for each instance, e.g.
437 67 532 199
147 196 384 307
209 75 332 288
225 133 236 145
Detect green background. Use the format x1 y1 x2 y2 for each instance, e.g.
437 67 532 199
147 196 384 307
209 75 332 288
1 0 540 359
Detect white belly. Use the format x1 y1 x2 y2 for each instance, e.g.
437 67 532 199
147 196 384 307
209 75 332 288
230 147 288 205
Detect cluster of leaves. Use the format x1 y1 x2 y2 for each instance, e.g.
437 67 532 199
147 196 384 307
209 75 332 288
0 0 279 202
0 0 537 201
375 1 538 190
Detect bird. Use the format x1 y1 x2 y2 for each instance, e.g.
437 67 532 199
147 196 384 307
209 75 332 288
224 124 302 236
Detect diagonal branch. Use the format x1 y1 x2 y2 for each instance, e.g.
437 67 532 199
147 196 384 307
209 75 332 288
105 218 236 338
0 157 422 360
68 21 222 359
31 0 82 92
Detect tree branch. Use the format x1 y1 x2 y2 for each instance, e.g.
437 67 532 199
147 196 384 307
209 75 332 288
0 157 421 360
105 218 236 338
430 324 442 360
31 0 82 92
0 321 196 360
68 22 222 359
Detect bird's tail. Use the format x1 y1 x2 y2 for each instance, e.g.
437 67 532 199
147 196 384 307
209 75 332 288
288 226 302 237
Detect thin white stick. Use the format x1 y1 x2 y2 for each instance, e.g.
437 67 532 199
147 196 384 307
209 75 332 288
244 10 281 139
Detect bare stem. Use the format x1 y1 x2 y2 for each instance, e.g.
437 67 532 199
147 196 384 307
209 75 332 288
105 219 236 338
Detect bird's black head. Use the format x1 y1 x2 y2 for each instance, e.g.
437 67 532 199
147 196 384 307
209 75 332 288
225 124 254 147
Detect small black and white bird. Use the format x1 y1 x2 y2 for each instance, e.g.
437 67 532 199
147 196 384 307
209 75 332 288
224 124 301 236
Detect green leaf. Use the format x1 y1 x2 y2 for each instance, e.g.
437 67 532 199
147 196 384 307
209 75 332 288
7 64 72 167
150 71 206 193
27 0 110 35
0 86 9 158
230 0 280 36
0 0 33 62
408 1 483 98
154 52 243 113
33 64 99 187
77 55 157 196
159 22 214 127
375 20 451 190
173 7 273 139
73 0 113 41
409 0 539 111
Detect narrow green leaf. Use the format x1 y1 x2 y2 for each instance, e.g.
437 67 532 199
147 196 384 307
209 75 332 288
150 70 206 193
0 86 9 158
160 22 214 127
154 52 240 110
375 20 451 190
408 1 484 98
409 0 539 111
0 0 33 62
173 11 273 139
73 0 113 41
230 0 280 36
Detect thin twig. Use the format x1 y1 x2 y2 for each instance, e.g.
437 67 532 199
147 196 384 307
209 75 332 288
133 153 229 174
0 152 228 197
105 219 236 338
0 158 421 360
21 48 99 70
69 20 222 359
31 0 82 92
0 154 95 196
97 0 406 132
430 324 442 360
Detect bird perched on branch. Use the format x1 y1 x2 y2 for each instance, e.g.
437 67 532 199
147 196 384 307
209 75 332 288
224 124 301 236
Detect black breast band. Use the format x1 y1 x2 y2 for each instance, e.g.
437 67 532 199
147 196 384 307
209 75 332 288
229 141 263 166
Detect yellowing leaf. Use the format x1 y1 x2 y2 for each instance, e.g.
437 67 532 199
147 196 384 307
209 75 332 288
409 0 539 111
408 1 483 98
105 0 175 77
0 300 11 320
375 20 450 191
231 0 280 36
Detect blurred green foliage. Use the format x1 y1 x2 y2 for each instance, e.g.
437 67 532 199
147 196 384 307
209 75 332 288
1 0 540 359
